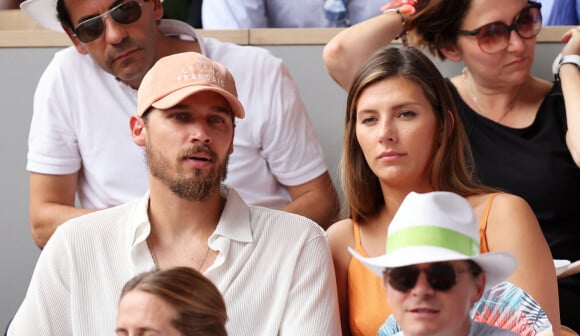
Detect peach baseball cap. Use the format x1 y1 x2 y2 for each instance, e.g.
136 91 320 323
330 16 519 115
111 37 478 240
137 52 245 119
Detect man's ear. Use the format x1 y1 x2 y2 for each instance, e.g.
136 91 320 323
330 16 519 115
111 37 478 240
63 24 89 55
472 273 486 304
440 43 462 62
130 115 147 147
152 0 164 21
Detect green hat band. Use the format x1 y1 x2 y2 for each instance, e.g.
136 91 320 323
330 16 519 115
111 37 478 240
386 226 480 256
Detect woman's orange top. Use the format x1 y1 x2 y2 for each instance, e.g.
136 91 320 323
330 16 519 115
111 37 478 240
346 193 498 335
479 193 498 253
348 221 390 336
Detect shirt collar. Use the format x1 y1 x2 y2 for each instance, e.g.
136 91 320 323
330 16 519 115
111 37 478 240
127 191 154 272
211 185 253 244
158 19 209 59
128 186 253 263
158 19 199 43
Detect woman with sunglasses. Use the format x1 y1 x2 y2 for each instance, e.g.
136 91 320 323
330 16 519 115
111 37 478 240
351 191 524 336
327 45 561 335
324 0 580 331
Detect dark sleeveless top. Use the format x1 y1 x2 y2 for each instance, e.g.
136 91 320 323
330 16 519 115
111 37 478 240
447 79 580 263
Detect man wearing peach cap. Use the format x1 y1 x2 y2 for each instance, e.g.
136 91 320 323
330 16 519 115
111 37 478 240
8 52 341 336
20 0 339 250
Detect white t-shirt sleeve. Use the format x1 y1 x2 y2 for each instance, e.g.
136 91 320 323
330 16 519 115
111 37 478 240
27 50 81 175
259 62 328 187
202 0 268 28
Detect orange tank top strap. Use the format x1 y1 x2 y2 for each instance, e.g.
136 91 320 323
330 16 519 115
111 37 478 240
479 193 499 253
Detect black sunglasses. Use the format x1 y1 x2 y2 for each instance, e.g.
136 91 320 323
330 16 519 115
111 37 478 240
457 1 542 54
73 0 144 44
384 262 467 292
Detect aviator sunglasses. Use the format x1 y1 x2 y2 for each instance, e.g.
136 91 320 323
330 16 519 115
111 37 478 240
73 0 144 43
457 1 542 54
384 262 468 292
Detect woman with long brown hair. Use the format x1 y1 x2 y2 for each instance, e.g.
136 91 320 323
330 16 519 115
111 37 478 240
327 45 559 335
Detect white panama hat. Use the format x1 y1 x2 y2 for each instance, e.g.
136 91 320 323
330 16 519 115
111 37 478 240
350 191 517 289
19 0 164 32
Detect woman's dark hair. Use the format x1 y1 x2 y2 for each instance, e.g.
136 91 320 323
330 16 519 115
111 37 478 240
407 0 471 60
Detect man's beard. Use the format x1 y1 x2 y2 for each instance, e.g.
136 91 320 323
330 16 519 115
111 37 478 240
146 142 228 202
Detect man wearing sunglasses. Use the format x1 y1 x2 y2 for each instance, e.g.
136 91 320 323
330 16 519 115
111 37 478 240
351 191 520 336
18 0 339 249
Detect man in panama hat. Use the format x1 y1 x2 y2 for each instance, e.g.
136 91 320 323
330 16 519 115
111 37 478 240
351 191 518 336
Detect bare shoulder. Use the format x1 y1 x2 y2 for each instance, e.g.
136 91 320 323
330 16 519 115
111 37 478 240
327 219 356 265
467 192 538 233
488 193 535 220
485 192 543 243
328 216 354 235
